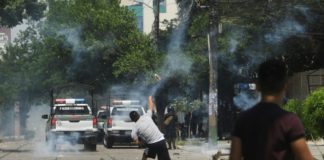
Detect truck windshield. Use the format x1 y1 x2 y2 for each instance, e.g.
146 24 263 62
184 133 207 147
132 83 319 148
97 111 107 119
111 107 144 116
54 106 90 115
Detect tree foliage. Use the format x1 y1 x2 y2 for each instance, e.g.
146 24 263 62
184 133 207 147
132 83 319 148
301 88 324 139
0 0 159 106
0 0 46 27
284 88 324 140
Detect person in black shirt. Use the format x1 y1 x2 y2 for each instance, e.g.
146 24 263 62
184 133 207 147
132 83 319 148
229 59 312 160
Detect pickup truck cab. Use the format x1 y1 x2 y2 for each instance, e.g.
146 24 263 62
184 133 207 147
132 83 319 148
103 100 145 148
42 98 98 151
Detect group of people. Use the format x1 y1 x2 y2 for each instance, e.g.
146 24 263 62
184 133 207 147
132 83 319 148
130 59 313 160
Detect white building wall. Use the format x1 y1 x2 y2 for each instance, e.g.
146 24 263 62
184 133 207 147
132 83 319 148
0 27 11 57
121 0 179 34
159 0 178 30
142 0 155 34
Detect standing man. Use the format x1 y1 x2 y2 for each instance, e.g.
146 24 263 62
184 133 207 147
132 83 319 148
130 96 171 160
230 59 313 160
164 105 178 149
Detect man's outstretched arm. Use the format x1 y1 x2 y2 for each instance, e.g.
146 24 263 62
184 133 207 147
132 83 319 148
147 96 154 117
148 96 154 111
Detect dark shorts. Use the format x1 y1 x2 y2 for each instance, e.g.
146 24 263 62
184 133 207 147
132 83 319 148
144 139 170 160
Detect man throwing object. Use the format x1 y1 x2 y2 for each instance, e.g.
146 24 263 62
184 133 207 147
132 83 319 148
130 96 171 160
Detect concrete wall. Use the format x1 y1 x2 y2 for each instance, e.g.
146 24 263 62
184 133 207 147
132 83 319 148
287 69 324 100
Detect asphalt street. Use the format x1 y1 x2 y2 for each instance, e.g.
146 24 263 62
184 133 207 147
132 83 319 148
0 138 323 160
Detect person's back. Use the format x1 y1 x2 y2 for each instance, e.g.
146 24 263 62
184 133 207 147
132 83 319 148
135 111 164 144
130 96 171 160
234 102 305 159
229 59 313 160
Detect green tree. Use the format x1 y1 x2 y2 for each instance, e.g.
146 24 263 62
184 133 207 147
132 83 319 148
0 0 160 103
0 0 46 27
301 88 324 139
171 0 324 137
44 0 159 89
284 88 324 140
0 0 160 133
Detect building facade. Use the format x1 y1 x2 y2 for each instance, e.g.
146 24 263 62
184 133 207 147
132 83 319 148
120 0 179 34
287 69 324 100
0 27 11 53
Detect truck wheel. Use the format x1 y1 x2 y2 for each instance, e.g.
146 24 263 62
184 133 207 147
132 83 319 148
103 135 113 148
84 143 97 151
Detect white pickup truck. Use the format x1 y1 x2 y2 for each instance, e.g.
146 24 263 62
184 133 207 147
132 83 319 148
103 100 146 148
42 98 98 151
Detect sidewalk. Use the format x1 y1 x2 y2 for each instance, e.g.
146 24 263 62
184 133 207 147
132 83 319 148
176 139 231 160
308 140 324 160
178 140 324 160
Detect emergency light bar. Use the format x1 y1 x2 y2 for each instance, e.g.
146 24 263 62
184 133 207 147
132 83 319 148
112 100 140 105
99 105 109 110
54 98 86 104
234 83 256 90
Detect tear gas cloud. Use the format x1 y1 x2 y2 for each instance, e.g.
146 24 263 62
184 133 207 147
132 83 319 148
158 0 194 83
57 27 83 56
226 6 308 110
108 85 152 107
233 91 261 110
264 18 305 44
0 107 14 138
27 105 82 157
181 138 230 158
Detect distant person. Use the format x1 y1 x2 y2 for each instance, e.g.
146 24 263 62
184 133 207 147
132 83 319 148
190 110 199 137
130 96 171 160
184 112 191 138
176 110 186 140
229 59 313 160
164 105 178 149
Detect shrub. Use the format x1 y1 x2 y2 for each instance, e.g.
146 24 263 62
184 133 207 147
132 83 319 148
302 87 324 140
284 88 324 140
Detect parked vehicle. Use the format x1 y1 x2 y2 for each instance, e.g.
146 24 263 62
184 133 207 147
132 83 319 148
102 100 145 148
41 83 98 151
42 98 98 151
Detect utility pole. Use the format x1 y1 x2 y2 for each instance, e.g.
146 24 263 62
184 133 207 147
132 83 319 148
153 0 160 49
208 0 219 145
14 101 20 139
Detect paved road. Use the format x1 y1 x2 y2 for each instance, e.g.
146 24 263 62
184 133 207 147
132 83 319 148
0 139 218 160
1 138 323 160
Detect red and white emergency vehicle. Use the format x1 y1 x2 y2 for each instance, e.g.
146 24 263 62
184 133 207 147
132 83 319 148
103 99 145 148
42 98 98 151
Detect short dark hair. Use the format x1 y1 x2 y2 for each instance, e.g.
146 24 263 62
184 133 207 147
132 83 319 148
257 59 288 94
129 111 140 122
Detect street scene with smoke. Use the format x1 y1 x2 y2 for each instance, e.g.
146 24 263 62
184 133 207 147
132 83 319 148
0 0 323 160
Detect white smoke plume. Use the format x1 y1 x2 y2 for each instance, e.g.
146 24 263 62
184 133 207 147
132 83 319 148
27 104 82 157
264 17 305 44
158 0 194 81
0 107 14 138
233 91 261 110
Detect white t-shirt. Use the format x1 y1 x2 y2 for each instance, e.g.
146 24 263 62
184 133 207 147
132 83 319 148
131 110 164 144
